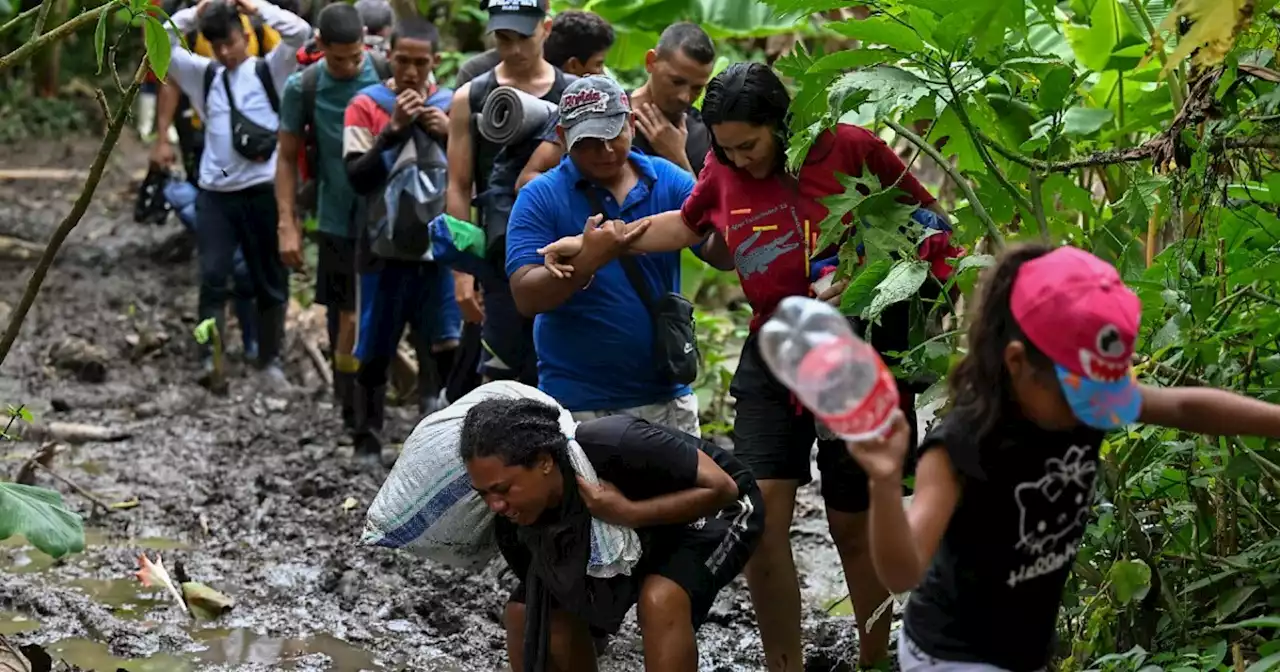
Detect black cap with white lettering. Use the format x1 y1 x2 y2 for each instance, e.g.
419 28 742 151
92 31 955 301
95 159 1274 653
483 0 547 37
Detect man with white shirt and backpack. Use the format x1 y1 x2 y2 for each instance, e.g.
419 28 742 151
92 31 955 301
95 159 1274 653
165 0 310 387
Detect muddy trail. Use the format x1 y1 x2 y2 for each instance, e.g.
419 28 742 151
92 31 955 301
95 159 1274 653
0 135 870 671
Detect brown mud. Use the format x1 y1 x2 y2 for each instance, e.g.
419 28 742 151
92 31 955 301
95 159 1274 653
0 135 872 671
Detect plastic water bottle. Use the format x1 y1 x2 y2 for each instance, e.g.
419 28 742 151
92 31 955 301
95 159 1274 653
758 296 900 442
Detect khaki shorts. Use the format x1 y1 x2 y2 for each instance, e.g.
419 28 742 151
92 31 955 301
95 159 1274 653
571 393 701 437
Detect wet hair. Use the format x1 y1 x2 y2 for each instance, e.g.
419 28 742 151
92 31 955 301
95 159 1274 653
947 244 1056 439
459 398 568 469
655 22 714 65
354 0 394 35
197 0 244 44
700 62 791 171
541 10 614 70
389 16 440 51
317 3 363 46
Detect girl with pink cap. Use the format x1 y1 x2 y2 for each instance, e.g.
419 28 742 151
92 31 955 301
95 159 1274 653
846 244 1280 672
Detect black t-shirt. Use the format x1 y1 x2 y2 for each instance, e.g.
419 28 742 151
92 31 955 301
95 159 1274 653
496 415 755 574
454 49 501 88
904 409 1104 671
573 415 754 546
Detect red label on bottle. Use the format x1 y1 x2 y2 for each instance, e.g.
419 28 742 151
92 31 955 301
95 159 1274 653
817 358 899 438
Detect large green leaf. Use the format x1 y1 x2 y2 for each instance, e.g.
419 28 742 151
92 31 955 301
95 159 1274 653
1062 106 1114 135
1109 558 1152 604
1065 0 1148 71
901 0 1024 57
143 16 171 80
828 16 924 53
866 260 929 322
583 0 805 39
841 258 892 316
0 482 86 559
808 48 905 73
828 65 935 120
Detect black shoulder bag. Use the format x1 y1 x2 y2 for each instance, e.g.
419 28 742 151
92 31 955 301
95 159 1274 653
579 183 700 386
204 59 280 162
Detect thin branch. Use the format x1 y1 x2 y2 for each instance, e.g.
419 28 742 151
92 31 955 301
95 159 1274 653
30 0 55 39
93 88 111 122
0 57 149 370
0 2 112 75
943 69 1037 219
1028 172 1050 243
1130 0 1186 110
885 119 1005 249
982 131 1158 172
980 129 1280 174
30 461 115 512
0 4 41 36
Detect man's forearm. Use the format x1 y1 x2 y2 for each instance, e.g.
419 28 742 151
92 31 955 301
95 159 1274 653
511 261 603 317
446 186 471 222
154 79 180 141
275 159 298 227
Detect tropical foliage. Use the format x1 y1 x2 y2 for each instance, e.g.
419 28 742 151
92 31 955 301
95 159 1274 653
758 0 1280 668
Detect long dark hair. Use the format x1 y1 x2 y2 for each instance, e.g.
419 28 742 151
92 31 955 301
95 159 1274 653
459 398 567 468
700 62 791 173
947 244 1056 439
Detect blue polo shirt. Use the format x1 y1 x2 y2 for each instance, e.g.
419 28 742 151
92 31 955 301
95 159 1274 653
506 150 696 412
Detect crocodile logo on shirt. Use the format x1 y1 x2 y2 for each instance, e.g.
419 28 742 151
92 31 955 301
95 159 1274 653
735 230 800 278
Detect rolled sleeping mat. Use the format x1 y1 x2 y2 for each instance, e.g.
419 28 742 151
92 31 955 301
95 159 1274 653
478 85 559 146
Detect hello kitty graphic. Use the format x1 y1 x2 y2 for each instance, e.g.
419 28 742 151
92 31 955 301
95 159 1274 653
1013 446 1098 555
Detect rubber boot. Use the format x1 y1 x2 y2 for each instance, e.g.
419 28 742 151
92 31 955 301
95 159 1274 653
256 302 290 390
334 370 356 432
352 383 385 463
415 345 445 419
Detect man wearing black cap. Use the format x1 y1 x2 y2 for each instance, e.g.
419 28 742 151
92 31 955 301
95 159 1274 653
445 0 577 389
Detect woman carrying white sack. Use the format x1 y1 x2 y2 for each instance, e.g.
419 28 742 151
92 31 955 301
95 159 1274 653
460 396 764 672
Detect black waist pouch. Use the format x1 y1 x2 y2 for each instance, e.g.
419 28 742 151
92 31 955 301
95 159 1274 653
578 182 699 386
208 60 280 163
620 256 700 386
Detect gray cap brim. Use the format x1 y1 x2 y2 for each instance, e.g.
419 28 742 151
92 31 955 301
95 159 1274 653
486 12 541 36
564 114 626 151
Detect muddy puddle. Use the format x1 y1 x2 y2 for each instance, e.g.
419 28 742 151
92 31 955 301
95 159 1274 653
0 135 882 671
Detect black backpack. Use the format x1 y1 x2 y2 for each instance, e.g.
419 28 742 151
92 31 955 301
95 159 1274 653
295 53 392 214
467 69 575 260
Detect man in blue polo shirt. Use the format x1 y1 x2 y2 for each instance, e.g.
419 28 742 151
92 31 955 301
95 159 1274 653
505 75 701 436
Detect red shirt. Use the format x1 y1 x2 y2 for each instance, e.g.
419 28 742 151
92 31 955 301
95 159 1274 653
681 123 957 331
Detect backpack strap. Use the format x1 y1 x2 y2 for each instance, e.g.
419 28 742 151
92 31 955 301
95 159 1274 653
202 62 217 106
369 51 392 81
364 83 398 115
255 59 280 114
249 12 268 54
300 63 322 132
468 70 495 122
426 86 453 114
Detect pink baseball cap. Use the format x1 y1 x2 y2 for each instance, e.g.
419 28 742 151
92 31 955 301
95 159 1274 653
1011 246 1142 429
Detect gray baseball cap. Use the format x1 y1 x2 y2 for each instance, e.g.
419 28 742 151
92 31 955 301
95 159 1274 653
558 75 633 151
484 0 547 36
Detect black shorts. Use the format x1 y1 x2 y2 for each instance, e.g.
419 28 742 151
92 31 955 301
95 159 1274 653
315 231 356 311
502 485 764 630
730 333 917 514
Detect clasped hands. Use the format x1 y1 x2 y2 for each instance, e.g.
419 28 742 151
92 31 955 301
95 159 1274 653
537 213 650 279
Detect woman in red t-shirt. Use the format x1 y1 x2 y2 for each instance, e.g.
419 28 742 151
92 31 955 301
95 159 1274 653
538 62 961 669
